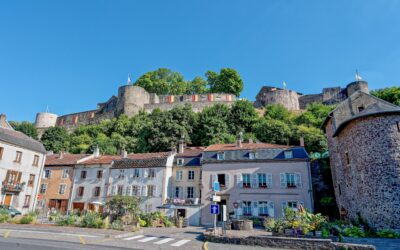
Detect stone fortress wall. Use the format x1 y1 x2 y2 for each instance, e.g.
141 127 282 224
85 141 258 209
34 84 236 132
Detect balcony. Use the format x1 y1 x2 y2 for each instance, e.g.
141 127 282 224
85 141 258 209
2 182 25 193
165 197 200 206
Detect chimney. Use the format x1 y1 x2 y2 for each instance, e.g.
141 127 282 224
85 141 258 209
59 150 64 159
93 146 100 157
0 114 6 124
178 134 185 154
236 132 243 148
121 149 128 158
300 137 305 147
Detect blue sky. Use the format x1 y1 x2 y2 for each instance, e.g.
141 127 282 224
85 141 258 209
1 0 399 121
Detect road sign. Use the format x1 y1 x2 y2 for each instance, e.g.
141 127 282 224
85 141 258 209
213 182 220 192
212 195 221 202
211 204 219 215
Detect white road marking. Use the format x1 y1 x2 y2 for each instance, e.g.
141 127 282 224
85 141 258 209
115 232 136 238
123 235 144 240
138 236 158 242
171 239 191 247
154 238 174 245
0 229 98 238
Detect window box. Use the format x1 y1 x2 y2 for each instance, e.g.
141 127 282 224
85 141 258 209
243 184 251 189
287 184 297 188
259 184 268 189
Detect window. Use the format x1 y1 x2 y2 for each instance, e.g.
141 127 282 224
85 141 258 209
40 184 47 194
243 201 252 216
117 185 124 195
23 195 31 208
32 155 39 166
176 170 183 181
77 186 84 197
132 185 140 196
118 169 125 179
133 169 140 178
0 147 3 160
80 170 87 179
259 201 269 216
14 151 22 163
284 150 293 159
28 174 35 187
62 169 69 179
125 186 131 196
148 169 156 178
44 170 51 179
286 173 296 188
6 170 21 184
93 187 101 197
397 121 400 132
188 170 195 180
59 184 66 195
177 158 184 166
258 173 267 188
175 187 182 198
147 185 155 197
345 152 350 165
249 152 256 159
217 174 226 188
287 201 298 211
187 187 194 199
217 152 225 160
96 170 103 179
358 106 365 112
242 174 251 188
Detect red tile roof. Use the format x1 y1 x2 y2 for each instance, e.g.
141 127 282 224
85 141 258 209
204 143 291 152
113 152 171 169
45 153 90 166
79 155 122 165
176 147 205 157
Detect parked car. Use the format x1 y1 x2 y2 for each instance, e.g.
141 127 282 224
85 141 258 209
0 205 22 217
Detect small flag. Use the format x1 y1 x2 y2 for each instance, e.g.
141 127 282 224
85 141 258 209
283 81 287 89
127 74 132 85
355 70 362 81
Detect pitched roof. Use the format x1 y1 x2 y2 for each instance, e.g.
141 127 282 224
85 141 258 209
78 155 121 165
45 153 90 166
176 147 205 157
0 126 46 154
113 152 170 169
204 142 291 152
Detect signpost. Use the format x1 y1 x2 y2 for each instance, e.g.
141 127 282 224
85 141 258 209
211 181 220 235
210 204 219 215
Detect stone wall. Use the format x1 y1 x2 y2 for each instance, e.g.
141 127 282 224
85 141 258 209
299 94 323 109
255 87 300 110
325 114 400 229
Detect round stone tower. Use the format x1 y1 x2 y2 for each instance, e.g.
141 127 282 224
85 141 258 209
117 85 150 117
34 112 58 138
256 87 300 110
346 80 369 96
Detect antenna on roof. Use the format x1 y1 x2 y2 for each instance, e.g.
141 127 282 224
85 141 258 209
355 70 362 81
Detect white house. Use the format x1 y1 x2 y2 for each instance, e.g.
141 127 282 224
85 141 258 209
0 114 46 213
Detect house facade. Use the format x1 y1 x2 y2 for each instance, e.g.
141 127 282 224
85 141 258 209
0 114 46 213
200 141 313 226
111 152 174 213
38 152 91 213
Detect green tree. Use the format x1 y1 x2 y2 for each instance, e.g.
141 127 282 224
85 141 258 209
228 100 258 134
188 76 208 94
253 118 292 145
69 134 92 153
9 121 38 140
40 127 70 153
295 103 335 127
294 125 328 153
264 104 293 122
371 87 400 106
207 68 243 96
105 196 141 223
134 68 187 95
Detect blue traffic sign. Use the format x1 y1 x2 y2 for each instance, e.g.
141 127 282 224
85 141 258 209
211 204 220 215
213 182 220 192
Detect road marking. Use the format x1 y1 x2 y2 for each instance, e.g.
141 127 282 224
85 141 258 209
79 236 86 245
0 229 98 238
138 236 157 242
154 238 174 244
123 235 144 240
3 231 10 239
171 239 191 247
115 232 136 239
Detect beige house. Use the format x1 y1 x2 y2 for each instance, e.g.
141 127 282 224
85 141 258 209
200 141 313 226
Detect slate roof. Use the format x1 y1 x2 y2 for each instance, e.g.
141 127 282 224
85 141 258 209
45 153 90 166
112 152 170 169
0 126 46 154
204 142 290 152
78 155 121 165
176 147 205 157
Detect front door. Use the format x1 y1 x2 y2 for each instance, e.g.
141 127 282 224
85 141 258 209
72 202 84 211
3 194 12 206
217 199 227 222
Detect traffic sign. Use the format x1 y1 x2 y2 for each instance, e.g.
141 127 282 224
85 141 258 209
211 204 219 215
213 182 220 192
212 195 221 202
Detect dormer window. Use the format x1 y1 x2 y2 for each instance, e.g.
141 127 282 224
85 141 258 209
284 150 293 159
249 152 256 160
217 152 225 160
177 158 184 166
358 106 365 112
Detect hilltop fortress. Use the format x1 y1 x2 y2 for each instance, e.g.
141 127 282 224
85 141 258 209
34 80 369 134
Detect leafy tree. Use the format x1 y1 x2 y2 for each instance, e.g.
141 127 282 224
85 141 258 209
105 196 141 223
371 87 400 106
294 125 328 153
207 68 243 96
228 100 258 134
9 121 38 140
69 134 92 154
40 127 70 153
188 76 208 94
295 103 335 127
134 68 187 95
264 104 293 122
253 118 292 145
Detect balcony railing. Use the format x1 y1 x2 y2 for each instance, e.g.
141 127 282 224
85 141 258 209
165 197 200 205
2 182 25 193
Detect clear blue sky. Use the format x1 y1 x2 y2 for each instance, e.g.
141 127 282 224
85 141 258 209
1 0 399 122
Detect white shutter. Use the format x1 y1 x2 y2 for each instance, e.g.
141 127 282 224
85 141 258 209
154 186 158 197
268 202 275 217
251 174 258 188
236 200 243 216
252 201 259 216
143 169 148 178
267 173 273 188
225 174 230 188
183 187 187 199
140 169 144 177
126 186 131 196
235 174 243 188
295 173 302 188
141 186 147 197
179 187 184 199
280 173 286 188
210 174 217 188
193 187 196 199
282 201 288 216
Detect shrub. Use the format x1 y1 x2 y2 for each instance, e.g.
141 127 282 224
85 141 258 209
19 215 36 224
138 217 147 227
0 209 10 223
80 212 103 228
343 226 366 238
163 217 174 227
376 229 400 239
102 216 110 229
322 228 330 238
111 219 124 231
56 215 80 226
263 218 276 232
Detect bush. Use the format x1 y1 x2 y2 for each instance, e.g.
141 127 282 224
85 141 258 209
102 216 110 229
376 229 400 239
80 212 103 228
138 217 147 227
343 226 366 238
163 217 174 227
19 215 36 224
56 215 80 226
263 218 276 232
0 209 10 223
111 219 124 231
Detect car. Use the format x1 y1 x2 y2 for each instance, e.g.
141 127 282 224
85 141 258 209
0 205 22 217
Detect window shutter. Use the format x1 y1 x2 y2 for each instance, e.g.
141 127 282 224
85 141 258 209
268 202 275 217
126 186 131 196
236 200 243 216
280 173 286 188
252 201 258 216
154 186 158 197
267 173 273 188
139 169 144 177
281 201 288 216
225 174 230 188
142 186 147 197
295 173 302 188
210 174 217 188
251 174 258 188
179 187 184 199
143 169 148 178
192 187 196 199
111 185 116 195
235 174 243 188
183 187 187 199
